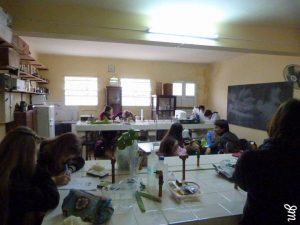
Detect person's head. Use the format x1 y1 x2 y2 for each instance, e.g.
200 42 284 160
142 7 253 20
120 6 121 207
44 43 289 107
198 105 205 112
123 110 136 121
39 132 82 175
159 136 178 156
204 109 213 118
167 122 183 142
214 119 229 136
0 126 41 225
268 98 300 148
0 126 40 177
104 105 112 114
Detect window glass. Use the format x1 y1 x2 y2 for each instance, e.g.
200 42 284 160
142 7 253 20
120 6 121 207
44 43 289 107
120 78 151 106
64 76 98 106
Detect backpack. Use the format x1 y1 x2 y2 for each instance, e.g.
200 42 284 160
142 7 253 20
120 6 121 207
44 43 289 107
239 139 257 151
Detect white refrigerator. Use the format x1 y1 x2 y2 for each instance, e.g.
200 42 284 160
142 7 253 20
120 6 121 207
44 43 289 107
34 105 55 138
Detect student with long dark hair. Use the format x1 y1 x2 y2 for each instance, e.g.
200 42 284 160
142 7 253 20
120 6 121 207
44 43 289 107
0 126 59 225
38 132 84 186
159 123 186 156
233 98 300 225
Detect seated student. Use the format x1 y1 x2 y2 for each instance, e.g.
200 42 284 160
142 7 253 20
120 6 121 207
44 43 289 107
211 111 220 121
98 105 118 154
113 110 136 122
38 132 85 186
205 119 240 154
198 105 206 121
191 105 205 121
159 123 187 156
0 126 59 225
198 105 205 114
99 105 113 120
204 110 220 123
233 98 300 225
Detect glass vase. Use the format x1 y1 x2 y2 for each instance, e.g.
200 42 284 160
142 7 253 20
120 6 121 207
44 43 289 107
115 140 141 178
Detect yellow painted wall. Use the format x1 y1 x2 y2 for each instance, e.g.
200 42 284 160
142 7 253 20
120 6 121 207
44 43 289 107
38 54 208 119
207 54 300 146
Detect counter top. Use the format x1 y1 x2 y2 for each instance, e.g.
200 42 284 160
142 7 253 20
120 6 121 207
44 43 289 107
76 120 214 131
42 154 244 225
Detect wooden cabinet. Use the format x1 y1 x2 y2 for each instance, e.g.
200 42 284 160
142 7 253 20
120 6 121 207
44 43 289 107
106 86 122 114
151 95 176 119
5 110 36 132
13 110 36 130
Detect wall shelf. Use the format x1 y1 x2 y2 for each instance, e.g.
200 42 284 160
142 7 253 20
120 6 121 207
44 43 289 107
10 90 48 95
19 71 49 83
20 55 48 70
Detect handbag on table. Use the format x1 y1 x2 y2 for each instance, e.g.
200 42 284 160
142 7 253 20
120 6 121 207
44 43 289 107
62 189 114 224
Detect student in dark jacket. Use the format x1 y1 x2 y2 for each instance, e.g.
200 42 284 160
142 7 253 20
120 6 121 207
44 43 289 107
233 98 300 225
0 126 59 225
206 119 240 154
38 132 85 186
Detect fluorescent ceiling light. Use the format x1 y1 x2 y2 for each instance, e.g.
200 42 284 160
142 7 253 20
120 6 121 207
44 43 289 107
148 27 218 39
148 4 222 39
146 33 217 46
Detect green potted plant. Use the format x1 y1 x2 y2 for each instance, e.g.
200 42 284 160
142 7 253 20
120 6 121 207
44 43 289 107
115 129 141 176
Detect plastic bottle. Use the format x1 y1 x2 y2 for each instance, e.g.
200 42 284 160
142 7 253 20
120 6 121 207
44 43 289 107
206 131 212 147
155 155 168 189
201 137 207 148
147 149 158 191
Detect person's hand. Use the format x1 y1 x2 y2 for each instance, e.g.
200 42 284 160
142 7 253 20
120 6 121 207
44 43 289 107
52 173 71 186
205 148 211 155
234 183 239 190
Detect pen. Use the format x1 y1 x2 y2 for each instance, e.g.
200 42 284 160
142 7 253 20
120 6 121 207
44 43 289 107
64 164 71 175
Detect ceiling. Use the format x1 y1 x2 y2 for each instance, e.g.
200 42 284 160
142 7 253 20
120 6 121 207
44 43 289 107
33 0 300 28
22 36 243 63
2 0 300 63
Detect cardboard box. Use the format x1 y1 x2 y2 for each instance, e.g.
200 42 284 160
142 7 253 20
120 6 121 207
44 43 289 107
12 34 30 55
0 48 20 69
163 83 173 95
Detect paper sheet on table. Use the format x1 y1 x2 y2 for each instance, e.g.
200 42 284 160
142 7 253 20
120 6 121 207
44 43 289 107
58 177 98 190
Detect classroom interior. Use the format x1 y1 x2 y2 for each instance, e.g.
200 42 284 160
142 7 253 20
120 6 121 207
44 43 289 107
0 0 300 146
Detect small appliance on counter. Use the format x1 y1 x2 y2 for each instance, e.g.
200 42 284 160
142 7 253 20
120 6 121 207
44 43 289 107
175 110 187 119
